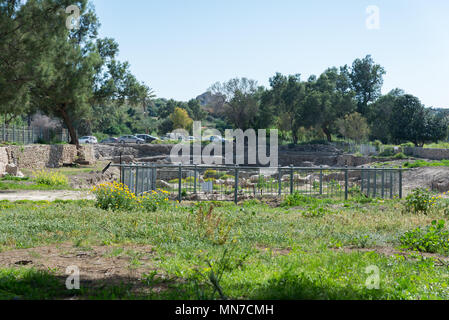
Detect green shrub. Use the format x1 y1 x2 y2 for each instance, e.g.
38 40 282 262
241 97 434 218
393 152 407 159
33 170 68 186
373 140 383 152
400 220 449 253
92 181 136 211
204 169 218 179
404 188 439 215
379 147 395 157
400 142 415 148
91 182 171 211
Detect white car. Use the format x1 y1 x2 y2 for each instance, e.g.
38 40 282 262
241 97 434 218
209 135 226 143
79 136 98 144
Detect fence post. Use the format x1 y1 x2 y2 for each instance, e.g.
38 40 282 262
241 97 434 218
389 168 393 199
319 166 323 195
373 167 377 198
367 167 371 197
178 164 182 203
234 165 239 204
344 165 348 200
194 164 197 194
151 164 156 191
135 165 139 195
360 166 364 194
381 167 385 199
278 166 282 196
399 166 403 199
22 126 25 144
290 165 294 195
12 125 15 142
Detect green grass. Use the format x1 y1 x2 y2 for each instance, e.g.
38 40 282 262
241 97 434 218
403 159 449 168
0 181 75 191
1 197 449 300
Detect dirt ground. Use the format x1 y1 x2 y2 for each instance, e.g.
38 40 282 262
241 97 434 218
0 243 168 297
0 190 94 201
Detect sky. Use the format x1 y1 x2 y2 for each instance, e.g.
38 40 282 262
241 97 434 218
92 0 449 108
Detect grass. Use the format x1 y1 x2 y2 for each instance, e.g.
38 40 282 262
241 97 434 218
1 197 449 299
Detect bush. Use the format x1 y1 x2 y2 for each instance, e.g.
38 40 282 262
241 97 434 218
379 147 395 157
400 142 415 148
92 181 136 211
404 188 439 215
400 220 449 253
393 152 407 159
373 140 382 152
204 169 218 179
91 182 171 212
33 170 68 186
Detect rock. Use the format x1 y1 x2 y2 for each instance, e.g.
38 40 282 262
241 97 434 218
156 180 171 189
112 155 134 164
6 163 19 176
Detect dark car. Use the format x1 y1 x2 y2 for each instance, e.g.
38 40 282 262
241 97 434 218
136 134 159 143
100 137 118 144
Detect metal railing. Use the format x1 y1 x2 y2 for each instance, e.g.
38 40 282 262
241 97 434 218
0 125 70 144
115 164 404 203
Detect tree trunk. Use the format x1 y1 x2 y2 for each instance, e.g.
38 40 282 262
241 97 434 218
59 105 79 147
322 126 332 142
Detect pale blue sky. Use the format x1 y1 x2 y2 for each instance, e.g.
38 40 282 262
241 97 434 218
92 0 449 107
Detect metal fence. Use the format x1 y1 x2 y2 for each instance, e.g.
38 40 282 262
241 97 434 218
0 125 70 144
116 164 404 203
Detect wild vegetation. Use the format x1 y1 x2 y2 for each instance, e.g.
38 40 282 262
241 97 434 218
1 188 449 300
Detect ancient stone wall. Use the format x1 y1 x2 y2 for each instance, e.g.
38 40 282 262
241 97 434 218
404 147 449 160
0 144 95 175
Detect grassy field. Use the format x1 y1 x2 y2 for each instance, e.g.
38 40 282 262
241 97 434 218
1 192 449 300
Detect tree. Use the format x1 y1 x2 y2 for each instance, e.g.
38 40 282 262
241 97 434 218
267 73 305 144
0 0 73 126
1 0 151 145
209 78 261 131
302 68 356 142
336 112 370 143
389 94 447 146
367 89 404 143
347 55 386 116
169 107 193 131
187 99 206 121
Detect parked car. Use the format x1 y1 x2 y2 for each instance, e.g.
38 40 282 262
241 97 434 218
188 136 196 141
100 137 118 144
79 136 98 144
135 134 159 143
209 135 226 143
118 135 145 144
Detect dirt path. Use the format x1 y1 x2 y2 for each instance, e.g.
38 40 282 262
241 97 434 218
0 190 95 201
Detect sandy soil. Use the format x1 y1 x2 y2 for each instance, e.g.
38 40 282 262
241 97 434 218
0 190 95 201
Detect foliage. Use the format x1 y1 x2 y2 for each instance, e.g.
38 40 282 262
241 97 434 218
187 204 235 245
169 107 193 131
33 170 68 187
336 112 370 143
400 220 449 254
403 160 449 168
403 188 439 215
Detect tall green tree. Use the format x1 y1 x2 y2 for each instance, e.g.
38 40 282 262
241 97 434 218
347 55 386 116
389 94 447 146
1 0 151 145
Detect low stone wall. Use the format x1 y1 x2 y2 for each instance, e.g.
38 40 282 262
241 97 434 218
0 144 95 175
404 147 449 160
